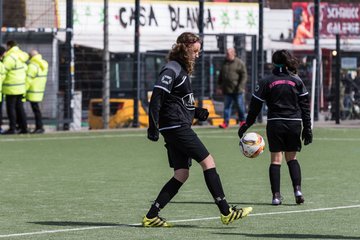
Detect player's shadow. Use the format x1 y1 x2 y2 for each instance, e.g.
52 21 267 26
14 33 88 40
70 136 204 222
170 201 296 206
213 233 360 239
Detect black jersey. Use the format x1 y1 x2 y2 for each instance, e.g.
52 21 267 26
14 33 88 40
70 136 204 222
148 61 195 131
246 68 311 128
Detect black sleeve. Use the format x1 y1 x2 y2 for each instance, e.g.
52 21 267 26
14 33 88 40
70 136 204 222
245 96 263 127
245 78 267 127
148 67 177 130
299 94 311 129
148 87 166 131
296 78 311 129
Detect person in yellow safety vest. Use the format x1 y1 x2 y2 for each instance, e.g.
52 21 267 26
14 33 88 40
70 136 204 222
2 40 29 135
26 50 48 134
0 46 6 133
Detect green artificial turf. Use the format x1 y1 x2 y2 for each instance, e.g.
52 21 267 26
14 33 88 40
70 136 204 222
0 126 359 239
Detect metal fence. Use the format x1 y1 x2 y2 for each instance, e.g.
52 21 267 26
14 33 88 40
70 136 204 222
2 0 358 131
1 0 61 129
0 0 301 130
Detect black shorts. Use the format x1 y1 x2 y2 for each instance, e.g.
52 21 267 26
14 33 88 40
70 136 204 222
266 120 302 152
161 127 210 170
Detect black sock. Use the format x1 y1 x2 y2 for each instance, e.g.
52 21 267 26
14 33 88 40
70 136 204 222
146 177 183 218
287 159 302 191
204 168 230 215
269 164 281 195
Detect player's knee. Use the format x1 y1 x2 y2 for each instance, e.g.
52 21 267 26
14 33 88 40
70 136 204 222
199 154 216 170
174 169 189 183
271 152 283 164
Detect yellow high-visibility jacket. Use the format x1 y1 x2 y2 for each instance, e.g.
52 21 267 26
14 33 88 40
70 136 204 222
26 54 48 102
0 61 6 102
3 46 29 95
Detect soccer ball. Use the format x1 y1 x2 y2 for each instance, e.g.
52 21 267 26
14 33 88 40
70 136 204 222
239 132 265 158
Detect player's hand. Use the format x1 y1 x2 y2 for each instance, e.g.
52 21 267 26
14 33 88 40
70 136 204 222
147 128 159 142
302 128 313 145
238 122 249 139
195 108 209 121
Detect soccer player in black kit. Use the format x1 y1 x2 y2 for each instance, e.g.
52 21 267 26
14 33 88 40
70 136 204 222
142 32 252 227
238 50 313 205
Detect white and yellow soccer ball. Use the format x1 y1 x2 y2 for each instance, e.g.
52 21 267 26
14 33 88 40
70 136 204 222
240 132 265 158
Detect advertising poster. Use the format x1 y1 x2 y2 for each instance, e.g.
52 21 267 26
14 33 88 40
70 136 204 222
292 2 360 45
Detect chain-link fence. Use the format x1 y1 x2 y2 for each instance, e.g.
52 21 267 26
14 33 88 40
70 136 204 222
2 0 61 130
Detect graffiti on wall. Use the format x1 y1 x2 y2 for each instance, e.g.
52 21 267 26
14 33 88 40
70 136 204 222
59 1 258 35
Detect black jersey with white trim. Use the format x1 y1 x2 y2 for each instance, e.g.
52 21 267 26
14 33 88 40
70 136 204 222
253 70 310 121
148 61 195 131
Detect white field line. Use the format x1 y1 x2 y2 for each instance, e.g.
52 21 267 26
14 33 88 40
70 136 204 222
0 226 115 238
1 133 360 142
168 204 360 223
0 134 146 142
0 204 359 238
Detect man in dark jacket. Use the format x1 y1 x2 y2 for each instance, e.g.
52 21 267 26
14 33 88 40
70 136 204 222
217 48 247 128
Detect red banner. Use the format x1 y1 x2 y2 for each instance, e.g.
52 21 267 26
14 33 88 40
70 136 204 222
321 3 360 37
292 2 360 45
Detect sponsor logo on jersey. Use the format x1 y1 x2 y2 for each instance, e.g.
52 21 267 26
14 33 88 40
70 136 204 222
161 75 173 85
182 93 195 110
